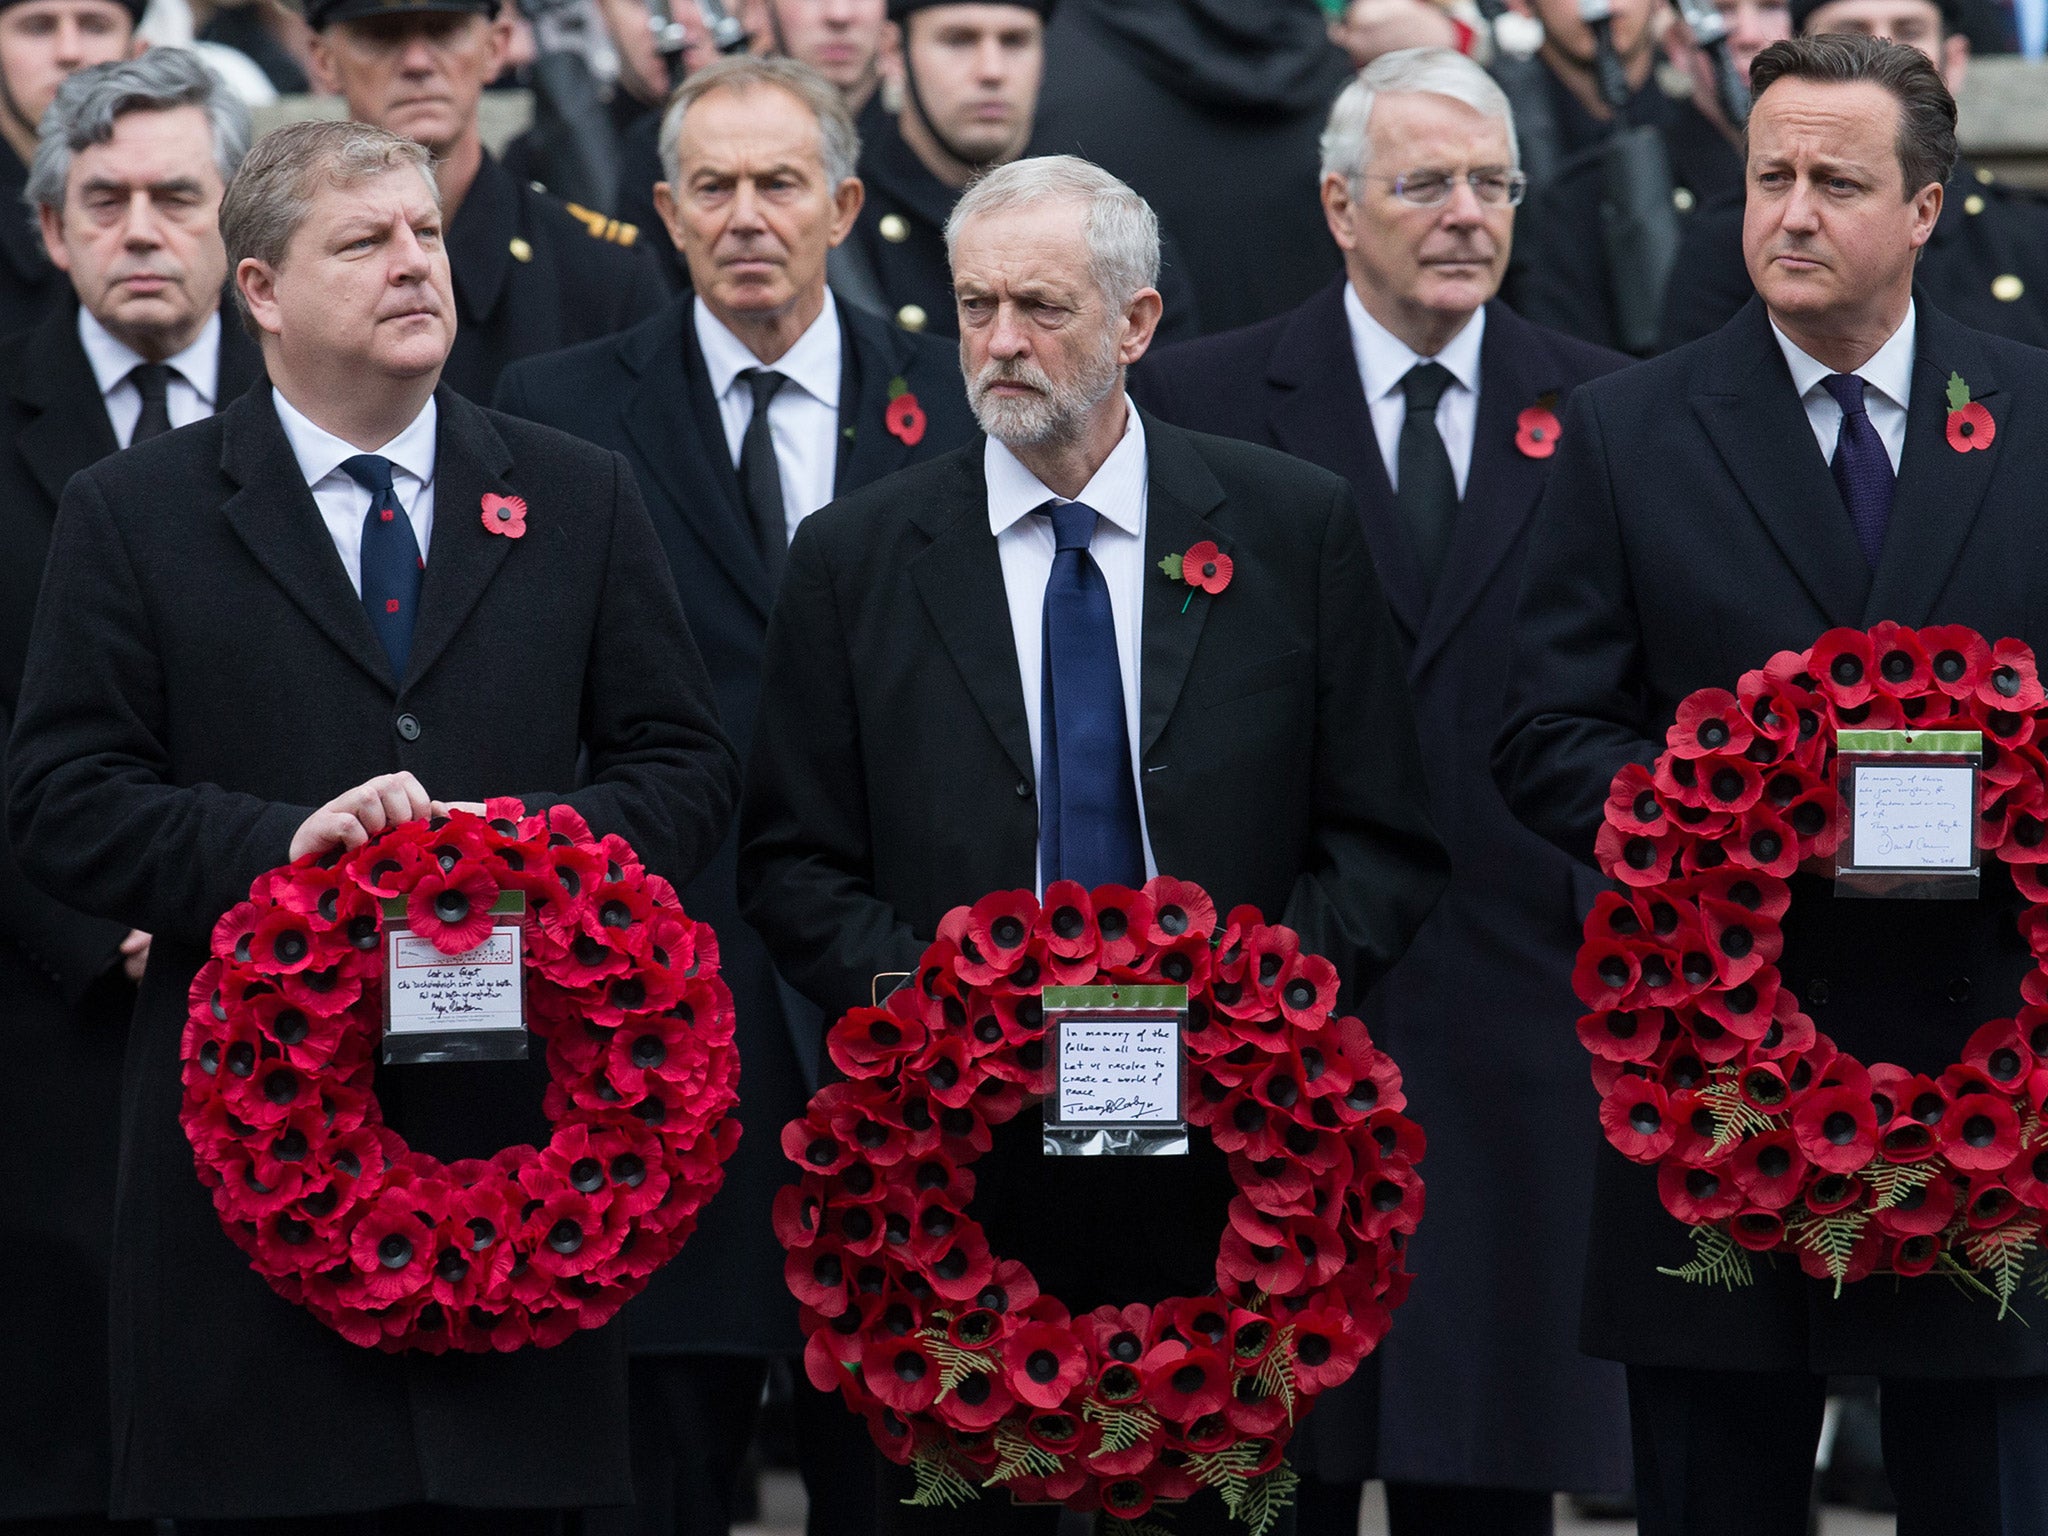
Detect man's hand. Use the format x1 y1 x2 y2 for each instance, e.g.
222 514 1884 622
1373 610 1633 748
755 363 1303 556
1330 0 1460 65
290 772 435 861
119 928 150 982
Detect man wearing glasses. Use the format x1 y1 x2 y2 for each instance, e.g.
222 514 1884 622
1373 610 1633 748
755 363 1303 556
1133 45 1631 1536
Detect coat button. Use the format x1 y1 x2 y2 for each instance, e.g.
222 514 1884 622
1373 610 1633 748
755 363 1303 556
879 213 909 243
1993 273 2025 303
1950 978 1972 1004
1015 780 1031 799
1806 978 1830 1005
395 713 421 742
896 303 928 333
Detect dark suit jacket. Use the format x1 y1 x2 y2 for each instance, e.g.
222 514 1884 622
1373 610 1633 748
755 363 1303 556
737 408 1448 1312
0 142 62 344
494 294 978 1355
1133 285 1633 1492
6 381 738 1518
0 299 262 1519
1495 294 2048 1378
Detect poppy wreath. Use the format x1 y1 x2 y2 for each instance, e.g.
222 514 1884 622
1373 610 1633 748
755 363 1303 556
179 798 741 1353
1576 623 2048 1308
774 877 1423 1534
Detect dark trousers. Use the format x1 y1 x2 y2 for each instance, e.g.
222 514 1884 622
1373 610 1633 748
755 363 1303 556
1296 1479 1553 1536
874 1466 1296 1536
179 1510 573 1534
0 1522 152 1536
1629 1364 2048 1536
582 1353 877 1536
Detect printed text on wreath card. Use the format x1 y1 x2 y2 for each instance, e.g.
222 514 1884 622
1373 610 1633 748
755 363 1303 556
1851 764 1976 869
388 928 525 1033
1056 1018 1179 1123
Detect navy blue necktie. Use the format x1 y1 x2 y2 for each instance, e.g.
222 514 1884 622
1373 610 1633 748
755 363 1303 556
343 453 422 676
1823 373 1895 567
1038 500 1144 891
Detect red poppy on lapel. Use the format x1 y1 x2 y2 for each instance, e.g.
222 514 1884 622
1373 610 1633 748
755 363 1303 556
884 376 926 446
1946 371 1995 452
1158 542 1233 603
1515 395 1561 459
481 492 527 537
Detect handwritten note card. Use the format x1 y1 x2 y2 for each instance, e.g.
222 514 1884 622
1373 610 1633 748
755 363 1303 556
1851 764 1976 870
387 927 525 1034
1056 1017 1181 1125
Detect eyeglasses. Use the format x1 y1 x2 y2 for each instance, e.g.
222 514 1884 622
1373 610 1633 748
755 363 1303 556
1385 170 1528 208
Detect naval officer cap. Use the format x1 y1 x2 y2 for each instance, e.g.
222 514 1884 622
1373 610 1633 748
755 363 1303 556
886 0 1056 19
285 0 498 33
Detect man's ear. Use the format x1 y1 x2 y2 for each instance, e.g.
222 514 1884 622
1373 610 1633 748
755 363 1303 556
1118 287 1164 368
36 201 69 273
237 256 287 339
827 175 865 248
1321 172 1361 255
307 33 341 96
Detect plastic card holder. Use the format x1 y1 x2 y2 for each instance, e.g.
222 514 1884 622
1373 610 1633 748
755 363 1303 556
380 891 530 1064
1042 984 1189 1157
1834 729 1983 900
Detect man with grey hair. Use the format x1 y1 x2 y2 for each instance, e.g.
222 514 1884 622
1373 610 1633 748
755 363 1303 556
8 114 737 1529
497 53 973 1536
1135 47 1629 1536
740 150 1448 1533
0 46 262 1536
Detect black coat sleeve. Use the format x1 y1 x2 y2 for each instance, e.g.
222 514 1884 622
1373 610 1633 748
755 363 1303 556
735 515 924 1022
6 472 312 942
1491 387 1661 866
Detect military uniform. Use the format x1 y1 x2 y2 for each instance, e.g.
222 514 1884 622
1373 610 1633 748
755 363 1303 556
441 150 667 401
0 131 67 341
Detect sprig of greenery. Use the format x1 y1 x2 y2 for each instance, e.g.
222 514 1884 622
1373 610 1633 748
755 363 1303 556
1082 1398 1162 1455
1657 1223 1755 1291
904 1446 979 1509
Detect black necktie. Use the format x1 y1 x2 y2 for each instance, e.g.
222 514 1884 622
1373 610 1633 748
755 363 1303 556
1395 361 1459 592
738 368 789 583
129 362 172 445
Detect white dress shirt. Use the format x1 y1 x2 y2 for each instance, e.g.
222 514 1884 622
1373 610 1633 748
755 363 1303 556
78 307 221 448
1771 301 1914 475
696 296 842 543
986 400 1159 890
1346 281 1485 497
274 388 438 598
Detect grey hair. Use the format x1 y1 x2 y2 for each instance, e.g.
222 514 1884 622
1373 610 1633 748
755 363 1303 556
26 48 252 213
658 55 860 190
944 154 1161 311
1319 46 1520 189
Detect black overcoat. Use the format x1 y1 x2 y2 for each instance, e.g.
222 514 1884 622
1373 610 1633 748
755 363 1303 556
737 410 1449 1313
0 141 63 342
0 300 262 1519
1132 286 1633 1493
6 381 739 1518
1495 294 2048 1379
493 295 979 1355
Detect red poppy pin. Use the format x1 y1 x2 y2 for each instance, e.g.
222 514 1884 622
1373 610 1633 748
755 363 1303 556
1946 371 1995 453
480 492 527 538
1159 540 1233 612
1516 392 1561 459
884 375 926 447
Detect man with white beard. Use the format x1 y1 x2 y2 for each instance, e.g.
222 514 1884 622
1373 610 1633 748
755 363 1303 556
737 153 1448 1535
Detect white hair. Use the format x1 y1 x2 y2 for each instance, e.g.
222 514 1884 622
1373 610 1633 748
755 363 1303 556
943 154 1160 312
1319 47 1520 189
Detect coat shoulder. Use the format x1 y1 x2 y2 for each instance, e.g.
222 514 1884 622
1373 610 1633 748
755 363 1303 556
1494 302 1634 386
519 179 656 272
1134 308 1292 410
494 320 641 417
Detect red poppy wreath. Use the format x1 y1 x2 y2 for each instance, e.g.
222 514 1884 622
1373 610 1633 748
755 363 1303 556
775 877 1422 1533
180 799 741 1353
1576 624 2048 1309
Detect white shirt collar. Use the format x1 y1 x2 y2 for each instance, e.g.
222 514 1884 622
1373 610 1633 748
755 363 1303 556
273 386 438 491
1770 300 1917 414
77 305 222 407
1344 281 1485 405
985 399 1147 537
694 294 842 411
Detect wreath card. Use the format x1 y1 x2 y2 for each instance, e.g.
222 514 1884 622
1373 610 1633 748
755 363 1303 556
382 891 530 1063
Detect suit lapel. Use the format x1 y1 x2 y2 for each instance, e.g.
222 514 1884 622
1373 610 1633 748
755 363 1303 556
1690 299 1870 627
1863 303 2004 628
13 301 117 511
839 300 921 492
908 451 1036 784
1138 414 1228 755
402 388 516 690
219 386 394 691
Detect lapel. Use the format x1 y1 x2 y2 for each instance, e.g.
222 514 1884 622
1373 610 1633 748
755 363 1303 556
1690 298 1871 628
838 298 923 492
1138 413 1228 755
12 299 117 512
1862 300 2005 628
401 387 519 690
619 301 775 619
219 383 395 691
907 449 1037 784
1265 279 1426 640
447 153 516 325
1411 301 1557 670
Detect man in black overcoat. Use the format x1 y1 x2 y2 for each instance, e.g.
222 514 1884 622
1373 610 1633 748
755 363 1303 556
739 153 1449 1535
1134 46 1629 1536
0 52 259 1536
497 55 976 1536
5 117 737 1530
1495 35 2048 1536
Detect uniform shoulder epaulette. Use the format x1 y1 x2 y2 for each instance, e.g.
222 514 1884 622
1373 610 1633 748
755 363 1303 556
562 201 641 248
